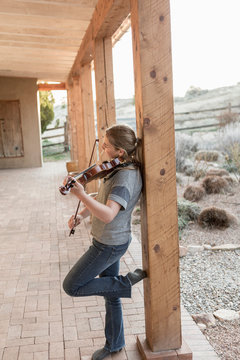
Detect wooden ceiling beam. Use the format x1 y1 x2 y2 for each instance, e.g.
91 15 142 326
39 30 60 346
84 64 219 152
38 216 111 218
38 82 66 91
112 13 131 46
68 0 130 81
0 0 96 21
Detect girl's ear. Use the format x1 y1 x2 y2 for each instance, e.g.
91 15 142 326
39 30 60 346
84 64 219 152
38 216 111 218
118 148 125 157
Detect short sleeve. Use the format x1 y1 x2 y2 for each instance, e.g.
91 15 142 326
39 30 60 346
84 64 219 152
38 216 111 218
108 186 130 210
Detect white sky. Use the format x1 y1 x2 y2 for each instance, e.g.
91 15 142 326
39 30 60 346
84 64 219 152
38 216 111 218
112 0 240 98
53 0 240 102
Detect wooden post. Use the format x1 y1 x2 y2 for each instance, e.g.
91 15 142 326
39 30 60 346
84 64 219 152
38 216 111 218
130 0 191 358
72 73 87 170
94 37 116 147
80 63 98 194
63 120 69 152
66 82 78 161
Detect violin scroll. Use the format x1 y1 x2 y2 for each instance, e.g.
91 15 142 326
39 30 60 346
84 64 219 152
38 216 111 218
59 178 76 195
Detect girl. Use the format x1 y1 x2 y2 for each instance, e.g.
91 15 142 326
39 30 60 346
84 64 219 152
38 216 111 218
63 124 147 360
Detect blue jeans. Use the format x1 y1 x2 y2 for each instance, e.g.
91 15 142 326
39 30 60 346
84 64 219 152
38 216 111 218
63 238 132 352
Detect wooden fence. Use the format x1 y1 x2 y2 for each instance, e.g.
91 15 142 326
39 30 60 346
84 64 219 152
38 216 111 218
174 103 240 132
41 122 69 151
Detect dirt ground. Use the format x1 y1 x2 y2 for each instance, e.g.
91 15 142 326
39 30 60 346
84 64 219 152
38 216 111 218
131 175 240 360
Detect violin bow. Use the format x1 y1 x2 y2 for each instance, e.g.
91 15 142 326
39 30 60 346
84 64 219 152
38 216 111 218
69 139 99 237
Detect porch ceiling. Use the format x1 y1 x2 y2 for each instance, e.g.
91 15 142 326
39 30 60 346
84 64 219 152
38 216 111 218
0 0 98 82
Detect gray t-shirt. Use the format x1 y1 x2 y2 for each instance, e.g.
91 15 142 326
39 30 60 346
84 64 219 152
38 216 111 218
91 167 142 245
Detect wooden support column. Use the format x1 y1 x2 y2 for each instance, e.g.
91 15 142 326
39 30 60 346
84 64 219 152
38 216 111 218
131 0 192 359
72 73 87 170
66 82 78 161
94 37 116 147
80 63 98 194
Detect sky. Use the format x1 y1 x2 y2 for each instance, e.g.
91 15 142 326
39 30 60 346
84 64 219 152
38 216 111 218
53 0 240 102
112 0 240 98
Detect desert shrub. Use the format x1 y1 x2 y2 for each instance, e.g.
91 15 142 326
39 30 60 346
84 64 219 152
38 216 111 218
206 168 229 177
195 150 220 162
177 199 201 236
176 173 183 185
198 207 237 229
182 159 195 176
175 133 199 172
184 86 208 99
217 124 240 175
218 123 240 154
193 160 209 180
201 175 228 194
183 185 205 202
222 175 235 185
217 110 239 127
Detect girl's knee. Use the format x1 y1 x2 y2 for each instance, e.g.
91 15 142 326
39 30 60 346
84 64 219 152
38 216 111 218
62 277 79 297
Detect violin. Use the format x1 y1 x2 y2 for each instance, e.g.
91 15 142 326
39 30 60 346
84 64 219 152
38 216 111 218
59 158 122 196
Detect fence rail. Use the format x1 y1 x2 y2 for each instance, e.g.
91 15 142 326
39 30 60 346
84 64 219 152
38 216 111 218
41 122 69 151
174 102 240 132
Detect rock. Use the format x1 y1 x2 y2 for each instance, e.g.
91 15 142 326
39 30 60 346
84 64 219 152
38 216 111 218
211 244 240 251
203 244 212 250
213 309 240 321
187 245 204 253
192 313 216 327
179 246 188 257
198 323 207 331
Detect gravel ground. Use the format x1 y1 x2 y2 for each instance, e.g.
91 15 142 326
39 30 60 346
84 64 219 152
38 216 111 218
180 250 240 314
178 177 240 360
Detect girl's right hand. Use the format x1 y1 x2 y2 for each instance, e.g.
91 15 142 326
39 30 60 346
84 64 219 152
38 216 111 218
68 215 83 229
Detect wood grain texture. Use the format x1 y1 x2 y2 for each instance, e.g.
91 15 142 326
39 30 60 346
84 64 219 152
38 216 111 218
80 63 98 194
94 38 116 147
69 0 130 76
0 100 24 158
131 0 181 352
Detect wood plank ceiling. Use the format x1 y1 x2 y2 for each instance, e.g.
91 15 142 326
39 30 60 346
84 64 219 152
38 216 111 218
0 0 98 81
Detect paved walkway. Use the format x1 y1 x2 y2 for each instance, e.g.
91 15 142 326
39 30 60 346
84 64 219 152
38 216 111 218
0 162 219 359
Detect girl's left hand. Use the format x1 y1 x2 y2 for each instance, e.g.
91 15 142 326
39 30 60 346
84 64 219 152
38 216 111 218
64 176 85 198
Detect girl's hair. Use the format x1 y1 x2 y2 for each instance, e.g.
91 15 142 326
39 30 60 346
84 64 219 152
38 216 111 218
106 124 142 166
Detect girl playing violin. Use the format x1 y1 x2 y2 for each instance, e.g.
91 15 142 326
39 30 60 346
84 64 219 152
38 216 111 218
62 124 147 360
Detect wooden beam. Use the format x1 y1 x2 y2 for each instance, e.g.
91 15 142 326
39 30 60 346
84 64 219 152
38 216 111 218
94 38 116 147
67 82 78 161
112 14 131 46
80 63 98 194
130 0 183 354
68 0 130 78
72 75 86 170
38 83 66 91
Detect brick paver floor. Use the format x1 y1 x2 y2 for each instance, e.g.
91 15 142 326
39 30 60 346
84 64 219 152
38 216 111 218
0 162 219 359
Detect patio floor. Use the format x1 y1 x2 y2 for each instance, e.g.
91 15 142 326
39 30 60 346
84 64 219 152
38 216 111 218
0 161 219 359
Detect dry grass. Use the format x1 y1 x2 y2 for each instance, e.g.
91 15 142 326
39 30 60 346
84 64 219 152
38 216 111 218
201 175 228 194
198 206 237 229
183 185 205 202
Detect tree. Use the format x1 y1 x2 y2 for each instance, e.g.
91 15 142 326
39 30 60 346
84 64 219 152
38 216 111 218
39 91 55 133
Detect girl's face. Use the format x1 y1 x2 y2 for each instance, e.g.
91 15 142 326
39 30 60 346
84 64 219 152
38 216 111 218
102 136 124 160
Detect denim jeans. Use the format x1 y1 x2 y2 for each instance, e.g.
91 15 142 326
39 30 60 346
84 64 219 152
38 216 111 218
63 238 132 352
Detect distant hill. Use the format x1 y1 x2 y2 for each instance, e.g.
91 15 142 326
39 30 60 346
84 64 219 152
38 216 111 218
51 83 240 129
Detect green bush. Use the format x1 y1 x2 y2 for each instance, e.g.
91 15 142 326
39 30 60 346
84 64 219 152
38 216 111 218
177 199 201 237
40 91 55 134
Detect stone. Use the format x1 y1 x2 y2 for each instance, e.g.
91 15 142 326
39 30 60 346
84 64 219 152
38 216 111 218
192 313 216 327
213 309 240 321
211 244 240 251
187 245 204 253
179 246 188 257
198 323 207 331
203 244 212 250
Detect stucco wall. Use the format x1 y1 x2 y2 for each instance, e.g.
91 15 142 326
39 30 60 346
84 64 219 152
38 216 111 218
0 77 42 168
